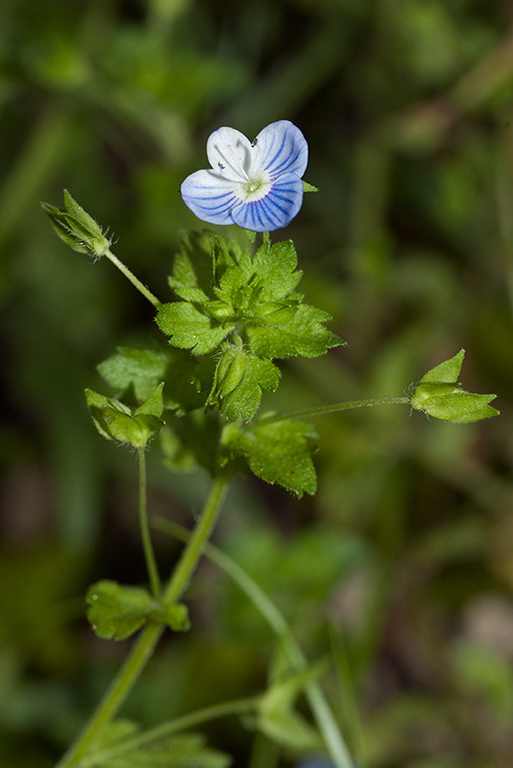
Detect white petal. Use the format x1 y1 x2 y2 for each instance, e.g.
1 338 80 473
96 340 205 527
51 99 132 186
231 173 304 232
255 120 308 180
180 170 243 225
206 126 262 182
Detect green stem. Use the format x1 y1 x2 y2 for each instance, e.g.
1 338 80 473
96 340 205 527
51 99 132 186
248 396 411 430
80 696 259 767
105 248 161 308
163 474 229 605
56 622 164 768
138 447 161 598
56 474 230 768
154 520 355 768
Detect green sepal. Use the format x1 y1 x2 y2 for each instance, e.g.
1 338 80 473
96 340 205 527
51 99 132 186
418 348 465 384
85 384 164 448
222 418 318 497
411 349 499 423
302 180 318 192
41 189 110 257
208 341 281 422
86 580 190 641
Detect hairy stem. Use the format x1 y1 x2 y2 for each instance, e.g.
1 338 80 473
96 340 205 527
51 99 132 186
248 396 411 430
104 248 161 308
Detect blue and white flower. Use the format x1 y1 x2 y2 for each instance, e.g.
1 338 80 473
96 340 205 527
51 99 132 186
180 120 308 232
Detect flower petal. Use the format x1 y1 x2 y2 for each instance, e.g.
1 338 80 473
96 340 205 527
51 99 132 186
255 120 308 180
180 170 242 225
206 126 258 182
231 173 304 232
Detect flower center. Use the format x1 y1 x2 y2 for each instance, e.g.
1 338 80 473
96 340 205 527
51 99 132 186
241 173 272 202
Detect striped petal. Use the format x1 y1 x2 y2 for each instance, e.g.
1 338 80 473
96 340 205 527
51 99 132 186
206 127 261 181
231 173 304 232
255 120 308 180
180 170 242 225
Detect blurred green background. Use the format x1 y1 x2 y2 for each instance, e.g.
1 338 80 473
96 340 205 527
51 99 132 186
2 0 513 766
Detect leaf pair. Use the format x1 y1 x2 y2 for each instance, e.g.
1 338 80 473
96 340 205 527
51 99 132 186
86 580 190 641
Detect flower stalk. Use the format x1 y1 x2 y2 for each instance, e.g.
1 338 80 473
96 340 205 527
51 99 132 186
138 447 161 599
104 248 161 308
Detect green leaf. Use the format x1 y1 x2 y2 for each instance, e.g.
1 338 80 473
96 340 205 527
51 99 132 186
222 418 318 497
252 240 302 301
98 346 214 414
411 350 499 423
92 719 139 751
168 230 216 303
212 233 247 283
41 190 110 257
86 581 156 641
208 343 281 422
86 581 190 641
98 347 169 402
85 386 164 448
86 729 230 768
156 302 234 354
159 232 344 369
247 303 343 359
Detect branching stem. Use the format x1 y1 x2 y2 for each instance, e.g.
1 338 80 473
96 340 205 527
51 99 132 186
55 473 230 768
